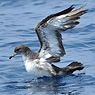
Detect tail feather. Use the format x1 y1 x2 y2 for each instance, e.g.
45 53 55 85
62 62 84 75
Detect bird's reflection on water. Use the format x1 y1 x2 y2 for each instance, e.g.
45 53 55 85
17 75 83 94
5 74 95 95
25 76 66 94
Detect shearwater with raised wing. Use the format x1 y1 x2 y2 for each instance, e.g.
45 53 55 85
9 4 88 77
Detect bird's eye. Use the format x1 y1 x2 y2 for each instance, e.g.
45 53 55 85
17 48 20 51
15 48 21 52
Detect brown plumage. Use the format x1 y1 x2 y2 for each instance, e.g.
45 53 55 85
9 5 88 78
35 4 88 63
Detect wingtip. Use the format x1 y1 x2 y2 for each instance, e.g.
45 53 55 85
84 3 87 6
71 4 74 6
71 3 87 10
80 4 87 10
70 4 75 9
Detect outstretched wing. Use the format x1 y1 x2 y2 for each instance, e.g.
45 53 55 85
35 4 88 63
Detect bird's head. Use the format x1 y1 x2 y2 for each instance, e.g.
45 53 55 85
9 45 30 59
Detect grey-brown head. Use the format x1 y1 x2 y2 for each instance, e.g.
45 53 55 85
9 45 30 59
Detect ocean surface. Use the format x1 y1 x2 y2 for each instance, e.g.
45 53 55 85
0 0 95 95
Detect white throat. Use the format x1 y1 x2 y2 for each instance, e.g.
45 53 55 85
21 54 27 63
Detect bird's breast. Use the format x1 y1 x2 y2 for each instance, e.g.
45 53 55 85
24 60 52 77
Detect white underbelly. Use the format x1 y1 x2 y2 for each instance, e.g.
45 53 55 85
25 62 52 77
28 67 52 77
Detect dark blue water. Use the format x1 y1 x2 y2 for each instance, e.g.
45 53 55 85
0 0 95 95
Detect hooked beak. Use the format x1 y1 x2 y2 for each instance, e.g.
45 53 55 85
9 52 17 59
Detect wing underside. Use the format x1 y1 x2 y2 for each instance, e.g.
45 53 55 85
35 4 88 63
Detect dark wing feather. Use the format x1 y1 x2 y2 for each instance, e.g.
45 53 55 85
35 4 88 63
36 5 74 29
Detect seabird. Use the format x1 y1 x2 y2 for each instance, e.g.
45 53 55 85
9 4 88 77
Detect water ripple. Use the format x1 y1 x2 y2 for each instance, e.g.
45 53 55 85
0 0 95 95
